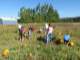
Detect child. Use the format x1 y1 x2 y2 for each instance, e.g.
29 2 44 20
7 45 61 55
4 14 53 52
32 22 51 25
19 26 25 42
18 24 25 42
64 32 70 44
45 24 53 44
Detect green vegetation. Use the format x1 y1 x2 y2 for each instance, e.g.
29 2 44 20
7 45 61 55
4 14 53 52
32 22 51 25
60 17 80 22
0 23 80 60
18 3 80 23
18 3 59 23
0 18 2 24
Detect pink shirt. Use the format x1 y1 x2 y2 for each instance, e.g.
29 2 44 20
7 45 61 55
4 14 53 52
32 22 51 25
48 27 53 34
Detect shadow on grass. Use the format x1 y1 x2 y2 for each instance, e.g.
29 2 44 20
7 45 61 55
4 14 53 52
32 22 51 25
54 38 64 45
37 36 45 43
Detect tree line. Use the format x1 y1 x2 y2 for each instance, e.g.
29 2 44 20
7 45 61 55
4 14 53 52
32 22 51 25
60 17 80 22
18 3 80 23
18 3 59 23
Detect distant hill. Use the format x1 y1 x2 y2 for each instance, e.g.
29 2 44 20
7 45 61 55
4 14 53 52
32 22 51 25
60 16 80 22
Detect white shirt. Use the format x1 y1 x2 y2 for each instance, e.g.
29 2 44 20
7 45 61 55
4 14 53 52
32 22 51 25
45 23 48 29
18 24 22 29
48 27 53 34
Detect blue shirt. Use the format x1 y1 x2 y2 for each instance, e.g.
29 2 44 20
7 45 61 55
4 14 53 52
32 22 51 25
64 34 70 41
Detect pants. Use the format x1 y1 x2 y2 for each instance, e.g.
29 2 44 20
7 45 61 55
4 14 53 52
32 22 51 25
45 33 52 44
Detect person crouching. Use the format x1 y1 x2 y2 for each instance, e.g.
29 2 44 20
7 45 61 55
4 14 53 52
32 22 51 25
63 32 70 44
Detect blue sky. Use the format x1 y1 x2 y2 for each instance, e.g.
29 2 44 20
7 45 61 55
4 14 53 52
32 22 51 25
0 0 80 18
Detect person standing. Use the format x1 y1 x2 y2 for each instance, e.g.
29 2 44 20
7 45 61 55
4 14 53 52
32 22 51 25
46 24 53 44
18 24 24 42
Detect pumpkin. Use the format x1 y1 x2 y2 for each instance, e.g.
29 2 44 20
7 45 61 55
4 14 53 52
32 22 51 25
67 41 74 47
2 48 9 58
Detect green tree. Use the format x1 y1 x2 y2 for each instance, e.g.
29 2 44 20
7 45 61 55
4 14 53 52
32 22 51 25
18 3 59 23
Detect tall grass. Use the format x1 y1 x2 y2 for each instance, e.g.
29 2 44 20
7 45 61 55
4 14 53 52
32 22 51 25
0 23 80 60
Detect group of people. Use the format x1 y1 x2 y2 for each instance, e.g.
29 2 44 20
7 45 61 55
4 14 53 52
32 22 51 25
17 23 71 44
43 23 71 44
18 24 33 42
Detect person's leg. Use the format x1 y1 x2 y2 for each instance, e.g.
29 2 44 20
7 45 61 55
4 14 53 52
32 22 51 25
46 34 48 44
20 32 23 42
22 32 25 42
18 29 21 40
28 30 32 40
64 39 66 44
19 32 22 41
49 33 52 41
66 40 69 44
46 33 50 44
64 39 69 44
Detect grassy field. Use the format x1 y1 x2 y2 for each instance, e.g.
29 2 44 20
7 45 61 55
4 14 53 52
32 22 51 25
0 23 80 60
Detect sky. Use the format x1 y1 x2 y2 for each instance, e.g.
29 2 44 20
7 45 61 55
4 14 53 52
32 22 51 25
0 0 80 18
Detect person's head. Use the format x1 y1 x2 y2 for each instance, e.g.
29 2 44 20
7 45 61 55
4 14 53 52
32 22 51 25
49 24 51 27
